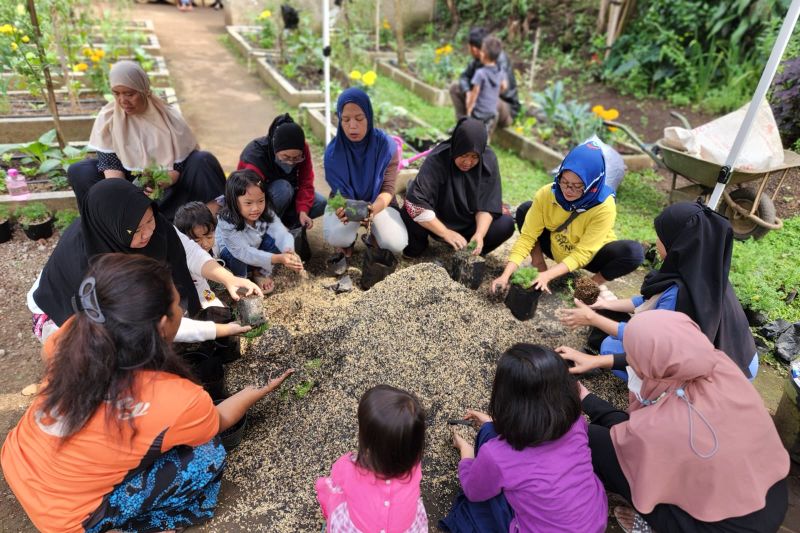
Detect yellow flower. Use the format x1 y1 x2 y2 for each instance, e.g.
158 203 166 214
435 47 443 55
10 42 18 51
349 69 362 80
73 62 88 72
258 9 272 20
515 126 524 134
443 44 453 54
382 19 390 30
21 35 29 43
90 54 101 63
16 4 25 16
591 104 605 117
0 24 14 35
83 47 93 57
604 108 619 121
94 49 105 59
362 70 377 86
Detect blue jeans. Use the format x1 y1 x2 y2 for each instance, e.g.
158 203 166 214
267 179 327 229
220 231 280 277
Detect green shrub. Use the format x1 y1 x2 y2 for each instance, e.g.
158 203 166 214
54 208 79 231
510 266 539 289
0 203 10 223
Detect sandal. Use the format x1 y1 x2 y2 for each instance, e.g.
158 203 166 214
613 506 652 533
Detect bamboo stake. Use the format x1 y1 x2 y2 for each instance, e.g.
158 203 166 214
27 0 66 148
604 0 624 59
527 25 541 91
375 0 380 52
393 0 406 68
616 0 635 39
597 0 609 32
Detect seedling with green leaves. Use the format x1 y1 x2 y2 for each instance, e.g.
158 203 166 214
510 267 539 289
54 208 79 232
0 130 87 180
242 322 270 339
132 160 173 200
16 202 51 228
326 191 347 212
0 204 10 223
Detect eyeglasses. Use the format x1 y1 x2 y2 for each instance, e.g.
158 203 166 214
558 178 585 193
277 154 306 164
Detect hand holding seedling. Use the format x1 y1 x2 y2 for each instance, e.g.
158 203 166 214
468 236 483 256
450 427 475 459
215 322 252 338
557 299 597 328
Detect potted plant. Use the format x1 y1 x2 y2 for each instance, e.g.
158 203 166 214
0 204 12 243
17 202 54 240
54 208 79 233
327 191 370 222
504 267 542 321
573 276 600 305
448 240 486 290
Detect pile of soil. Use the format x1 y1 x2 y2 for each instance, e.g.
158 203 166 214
574 276 600 305
217 262 628 531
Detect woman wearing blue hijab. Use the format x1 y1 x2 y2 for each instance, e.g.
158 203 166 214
491 140 643 295
323 88 408 255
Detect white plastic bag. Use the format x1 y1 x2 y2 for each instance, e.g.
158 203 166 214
662 99 784 171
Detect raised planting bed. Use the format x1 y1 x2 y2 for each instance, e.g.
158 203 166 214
92 20 156 34
0 190 78 213
1 55 171 92
0 87 179 143
226 25 276 59
255 55 348 107
493 127 654 171
93 33 162 55
376 59 449 107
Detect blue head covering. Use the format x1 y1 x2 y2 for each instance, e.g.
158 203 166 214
552 140 614 212
324 88 395 202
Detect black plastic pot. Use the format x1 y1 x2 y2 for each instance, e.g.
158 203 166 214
294 226 312 262
236 295 266 327
448 252 486 290
195 308 241 363
360 246 398 290
0 220 12 244
22 218 54 240
344 200 370 222
504 284 542 321
184 351 228 400
214 399 248 451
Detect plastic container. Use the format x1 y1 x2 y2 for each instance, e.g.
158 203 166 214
184 351 227 400
6 169 30 201
448 251 486 290
0 219 11 244
344 200 370 222
22 218 54 240
360 246 398 290
504 284 542 321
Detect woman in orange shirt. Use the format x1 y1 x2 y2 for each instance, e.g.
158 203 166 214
1 254 292 533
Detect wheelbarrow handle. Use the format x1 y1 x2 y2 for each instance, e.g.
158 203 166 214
603 120 664 168
669 111 692 130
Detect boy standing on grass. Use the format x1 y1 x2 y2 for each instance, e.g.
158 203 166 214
466 36 507 135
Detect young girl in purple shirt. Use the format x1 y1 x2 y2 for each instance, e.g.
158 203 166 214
442 344 608 532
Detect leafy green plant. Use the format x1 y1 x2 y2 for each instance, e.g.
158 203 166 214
279 15 323 80
242 322 270 339
554 101 603 147
0 129 87 180
0 203 10 223
131 161 173 201
54 208 78 231
411 42 462 89
326 191 347 212
16 202 50 228
255 9 276 49
510 267 539 289
293 379 315 398
466 240 477 251
531 81 565 124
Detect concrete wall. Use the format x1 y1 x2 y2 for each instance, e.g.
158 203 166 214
225 0 434 33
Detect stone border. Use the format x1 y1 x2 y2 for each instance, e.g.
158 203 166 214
375 59 449 106
0 87 179 143
226 25 274 59
493 127 654 171
0 190 77 213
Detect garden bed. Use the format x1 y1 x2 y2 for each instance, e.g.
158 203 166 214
226 25 276 59
255 55 349 107
376 59 449 107
93 32 162 55
0 87 179 143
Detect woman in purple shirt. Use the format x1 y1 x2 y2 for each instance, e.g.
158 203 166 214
441 344 607 532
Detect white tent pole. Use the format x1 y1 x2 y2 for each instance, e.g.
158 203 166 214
707 0 800 210
323 0 332 145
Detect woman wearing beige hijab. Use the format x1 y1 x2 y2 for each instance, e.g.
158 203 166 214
69 61 225 220
579 310 788 532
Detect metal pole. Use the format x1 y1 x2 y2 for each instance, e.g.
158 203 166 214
323 0 332 145
707 0 800 210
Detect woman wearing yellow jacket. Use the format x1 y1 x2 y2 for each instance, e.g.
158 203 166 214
491 141 643 294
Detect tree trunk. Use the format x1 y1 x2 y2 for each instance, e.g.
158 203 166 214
445 0 459 41
374 0 380 52
27 0 66 148
393 0 406 68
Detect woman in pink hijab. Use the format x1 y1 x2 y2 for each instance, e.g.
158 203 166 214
580 310 789 532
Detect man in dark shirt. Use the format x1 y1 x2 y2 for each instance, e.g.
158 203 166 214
450 27 521 128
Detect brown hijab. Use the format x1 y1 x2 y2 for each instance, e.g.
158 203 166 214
88 61 197 170
611 311 788 521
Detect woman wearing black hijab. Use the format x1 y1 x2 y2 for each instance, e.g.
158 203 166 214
238 113 327 229
401 118 515 257
28 179 261 343
557 200 759 380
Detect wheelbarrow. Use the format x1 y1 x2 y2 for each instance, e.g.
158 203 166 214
606 113 798 240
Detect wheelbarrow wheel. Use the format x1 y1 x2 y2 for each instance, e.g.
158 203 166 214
716 188 776 241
